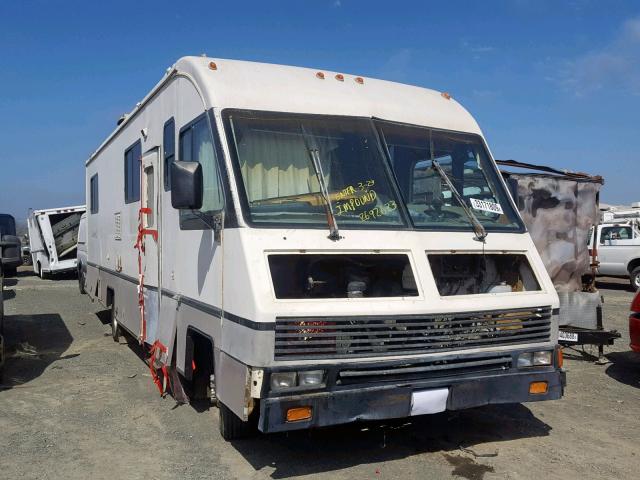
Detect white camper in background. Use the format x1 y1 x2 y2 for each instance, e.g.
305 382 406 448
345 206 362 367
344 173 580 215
85 57 565 440
28 205 86 278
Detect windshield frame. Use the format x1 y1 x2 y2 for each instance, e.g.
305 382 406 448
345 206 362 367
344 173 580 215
221 109 525 234
221 109 412 231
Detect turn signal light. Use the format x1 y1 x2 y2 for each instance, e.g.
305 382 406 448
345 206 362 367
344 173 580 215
286 406 312 422
529 381 548 395
557 348 563 369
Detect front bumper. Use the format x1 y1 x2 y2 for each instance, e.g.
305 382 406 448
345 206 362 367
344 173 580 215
259 357 565 433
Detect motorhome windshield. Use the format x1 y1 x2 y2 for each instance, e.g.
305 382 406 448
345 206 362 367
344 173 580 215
376 121 522 231
224 111 521 231
226 111 405 227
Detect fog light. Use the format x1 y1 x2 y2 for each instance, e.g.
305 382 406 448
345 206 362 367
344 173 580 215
533 351 552 366
270 372 297 390
517 352 533 367
529 381 548 394
286 406 312 422
298 370 325 386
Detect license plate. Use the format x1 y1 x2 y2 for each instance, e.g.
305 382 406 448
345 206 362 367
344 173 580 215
559 330 578 342
410 388 449 416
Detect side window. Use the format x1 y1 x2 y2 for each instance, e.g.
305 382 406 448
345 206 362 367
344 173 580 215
163 118 175 190
90 174 99 214
178 115 224 228
124 141 141 203
601 226 632 243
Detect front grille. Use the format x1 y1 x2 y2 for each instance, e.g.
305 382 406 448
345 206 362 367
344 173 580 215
275 306 552 360
337 354 513 385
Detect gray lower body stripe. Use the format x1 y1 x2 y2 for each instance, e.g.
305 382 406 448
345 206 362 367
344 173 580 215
86 261 273 331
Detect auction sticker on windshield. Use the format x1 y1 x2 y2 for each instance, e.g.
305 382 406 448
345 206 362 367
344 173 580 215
470 198 504 215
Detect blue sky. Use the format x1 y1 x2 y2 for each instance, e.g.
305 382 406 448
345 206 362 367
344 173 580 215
1 0 639 221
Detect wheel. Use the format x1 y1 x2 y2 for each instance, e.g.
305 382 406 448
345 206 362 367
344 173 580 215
631 267 640 291
37 263 48 280
78 267 86 294
218 402 258 441
110 304 122 342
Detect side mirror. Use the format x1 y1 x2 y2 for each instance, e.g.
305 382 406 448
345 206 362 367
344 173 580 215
171 161 203 210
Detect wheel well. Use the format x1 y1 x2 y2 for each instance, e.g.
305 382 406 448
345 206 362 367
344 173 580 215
185 327 214 382
628 258 640 274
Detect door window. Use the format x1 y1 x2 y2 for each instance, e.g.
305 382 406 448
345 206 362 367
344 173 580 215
600 226 632 243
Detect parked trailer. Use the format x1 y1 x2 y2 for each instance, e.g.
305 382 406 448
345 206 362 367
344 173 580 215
0 214 22 277
28 205 86 278
85 56 565 440
0 259 4 379
498 160 620 359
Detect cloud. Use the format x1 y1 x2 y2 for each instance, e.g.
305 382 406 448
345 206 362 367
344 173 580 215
379 48 412 81
557 16 640 96
460 40 496 58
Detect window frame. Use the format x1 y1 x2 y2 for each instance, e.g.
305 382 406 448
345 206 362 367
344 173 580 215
163 117 176 191
178 112 226 230
124 140 142 204
90 174 99 214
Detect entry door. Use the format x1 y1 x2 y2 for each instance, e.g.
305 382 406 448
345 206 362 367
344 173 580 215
141 147 161 343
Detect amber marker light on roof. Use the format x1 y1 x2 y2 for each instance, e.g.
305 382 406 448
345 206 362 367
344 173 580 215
316 71 325 79
208 62 217 71
335 74 344 82
441 91 452 100
355 77 364 84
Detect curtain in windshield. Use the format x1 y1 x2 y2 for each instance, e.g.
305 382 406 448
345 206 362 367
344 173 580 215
227 112 405 227
377 121 521 231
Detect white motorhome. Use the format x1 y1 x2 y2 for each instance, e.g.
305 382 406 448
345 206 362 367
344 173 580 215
84 57 564 440
28 205 86 278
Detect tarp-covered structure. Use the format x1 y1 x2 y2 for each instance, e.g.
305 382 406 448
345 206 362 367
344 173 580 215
498 160 603 329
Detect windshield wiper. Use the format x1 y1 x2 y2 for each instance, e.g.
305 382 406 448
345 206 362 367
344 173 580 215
300 126 340 241
431 159 487 242
308 148 341 240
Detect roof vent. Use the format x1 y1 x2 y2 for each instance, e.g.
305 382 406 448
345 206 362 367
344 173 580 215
117 114 128 126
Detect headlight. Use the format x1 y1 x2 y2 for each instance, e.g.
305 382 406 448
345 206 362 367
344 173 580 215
533 351 552 366
298 370 325 386
517 352 533 367
270 372 297 390
269 370 326 391
518 351 552 368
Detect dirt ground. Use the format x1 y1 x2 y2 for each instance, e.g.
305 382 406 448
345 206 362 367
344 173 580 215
0 267 638 480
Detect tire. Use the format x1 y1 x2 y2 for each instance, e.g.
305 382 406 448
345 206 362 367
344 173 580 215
631 267 640 291
218 402 258 441
5 268 17 277
111 304 122 342
37 263 48 280
78 267 86 294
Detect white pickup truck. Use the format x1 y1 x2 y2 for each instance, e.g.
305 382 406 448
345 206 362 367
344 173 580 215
591 219 640 290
